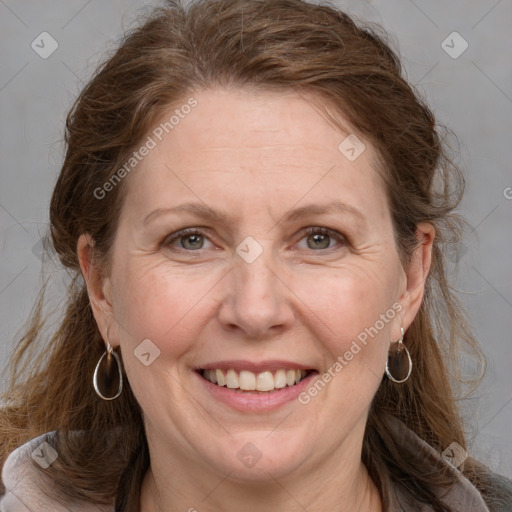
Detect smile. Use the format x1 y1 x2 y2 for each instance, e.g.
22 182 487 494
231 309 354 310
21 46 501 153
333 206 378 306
194 360 319 411
199 368 314 392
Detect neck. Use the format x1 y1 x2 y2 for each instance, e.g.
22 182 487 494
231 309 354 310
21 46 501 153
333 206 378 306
140 453 383 512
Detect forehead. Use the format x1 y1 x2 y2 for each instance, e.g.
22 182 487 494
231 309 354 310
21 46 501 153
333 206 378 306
122 87 389 223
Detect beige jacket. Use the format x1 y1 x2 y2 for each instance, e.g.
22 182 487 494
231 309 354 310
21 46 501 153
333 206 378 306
1 418 510 511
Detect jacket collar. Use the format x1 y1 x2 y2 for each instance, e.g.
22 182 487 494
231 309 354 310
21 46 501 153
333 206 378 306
381 415 490 512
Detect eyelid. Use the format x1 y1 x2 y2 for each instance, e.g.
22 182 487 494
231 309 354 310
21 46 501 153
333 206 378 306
301 226 347 244
162 227 215 250
162 226 347 252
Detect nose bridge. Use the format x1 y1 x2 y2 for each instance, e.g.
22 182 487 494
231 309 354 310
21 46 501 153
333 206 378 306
219 236 293 336
237 241 276 297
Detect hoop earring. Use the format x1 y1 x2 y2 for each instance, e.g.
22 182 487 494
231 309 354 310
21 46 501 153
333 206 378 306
385 327 412 384
93 330 123 400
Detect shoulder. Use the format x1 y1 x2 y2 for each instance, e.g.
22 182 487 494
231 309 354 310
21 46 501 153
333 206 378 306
384 416 512 512
468 458 512 512
0 432 113 512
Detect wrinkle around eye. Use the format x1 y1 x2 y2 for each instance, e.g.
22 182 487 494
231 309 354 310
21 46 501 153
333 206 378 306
159 227 358 261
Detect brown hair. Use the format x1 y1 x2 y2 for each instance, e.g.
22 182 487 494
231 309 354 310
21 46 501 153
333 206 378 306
0 0 506 510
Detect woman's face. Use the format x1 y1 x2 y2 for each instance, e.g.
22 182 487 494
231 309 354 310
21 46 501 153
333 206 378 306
81 87 431 481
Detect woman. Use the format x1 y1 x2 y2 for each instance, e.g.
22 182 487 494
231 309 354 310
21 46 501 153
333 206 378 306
1 0 511 510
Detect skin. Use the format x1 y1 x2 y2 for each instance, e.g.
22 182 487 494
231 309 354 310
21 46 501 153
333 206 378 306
78 87 434 512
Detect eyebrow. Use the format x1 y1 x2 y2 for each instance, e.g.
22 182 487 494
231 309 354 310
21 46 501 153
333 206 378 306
143 201 365 227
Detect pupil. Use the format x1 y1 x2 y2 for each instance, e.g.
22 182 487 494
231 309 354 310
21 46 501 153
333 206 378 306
310 233 329 249
184 234 202 249
181 233 330 250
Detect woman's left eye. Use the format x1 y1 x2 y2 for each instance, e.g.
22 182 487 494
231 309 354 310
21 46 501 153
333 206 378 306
298 227 346 251
162 227 346 252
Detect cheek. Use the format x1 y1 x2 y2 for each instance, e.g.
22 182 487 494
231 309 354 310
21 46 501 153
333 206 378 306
110 237 401 377
111 261 215 360
297 264 400 413
289 268 398 449
303 263 399 349
111 265 213 414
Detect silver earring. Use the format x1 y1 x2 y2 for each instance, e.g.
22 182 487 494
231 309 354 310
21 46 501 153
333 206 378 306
385 327 412 383
93 330 123 400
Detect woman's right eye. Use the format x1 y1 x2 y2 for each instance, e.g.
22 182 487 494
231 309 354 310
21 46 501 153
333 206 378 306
162 228 213 251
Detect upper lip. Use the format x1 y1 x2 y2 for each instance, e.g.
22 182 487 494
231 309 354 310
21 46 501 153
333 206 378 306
196 360 316 373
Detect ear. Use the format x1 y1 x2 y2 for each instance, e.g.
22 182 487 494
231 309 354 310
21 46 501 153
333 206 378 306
77 233 115 345
398 222 435 333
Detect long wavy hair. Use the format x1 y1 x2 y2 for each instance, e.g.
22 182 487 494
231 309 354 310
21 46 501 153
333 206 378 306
0 0 507 510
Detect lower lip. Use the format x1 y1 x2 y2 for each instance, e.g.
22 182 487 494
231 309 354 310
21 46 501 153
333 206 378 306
195 370 319 413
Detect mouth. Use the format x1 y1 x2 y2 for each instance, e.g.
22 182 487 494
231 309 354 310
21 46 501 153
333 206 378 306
196 368 317 393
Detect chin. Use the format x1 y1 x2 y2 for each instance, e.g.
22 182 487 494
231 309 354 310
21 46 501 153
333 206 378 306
198 433 312 481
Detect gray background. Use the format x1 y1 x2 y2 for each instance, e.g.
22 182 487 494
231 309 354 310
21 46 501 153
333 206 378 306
0 0 511 476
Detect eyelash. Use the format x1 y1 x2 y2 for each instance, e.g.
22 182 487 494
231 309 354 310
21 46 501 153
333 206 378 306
162 227 347 253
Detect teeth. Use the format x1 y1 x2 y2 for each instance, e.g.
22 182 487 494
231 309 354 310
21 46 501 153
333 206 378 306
202 368 309 391
215 369 225 386
274 369 287 389
239 370 256 390
225 369 239 389
256 371 274 392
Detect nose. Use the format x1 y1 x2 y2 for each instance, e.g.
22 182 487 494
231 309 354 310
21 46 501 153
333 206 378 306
217 248 295 340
